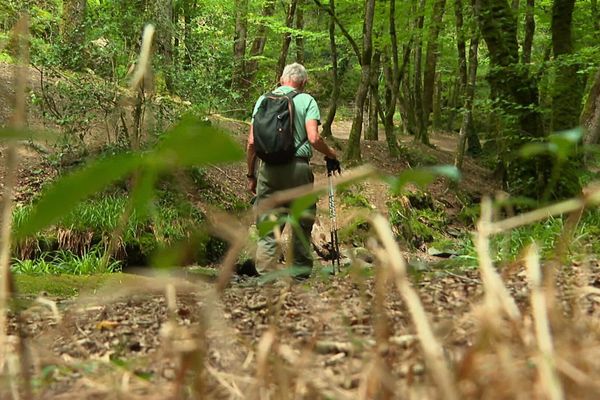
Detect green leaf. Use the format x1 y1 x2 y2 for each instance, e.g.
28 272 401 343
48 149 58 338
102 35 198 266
257 219 282 237
388 165 461 194
15 153 142 238
129 168 158 220
0 127 43 141
153 117 244 168
520 143 550 158
290 193 319 220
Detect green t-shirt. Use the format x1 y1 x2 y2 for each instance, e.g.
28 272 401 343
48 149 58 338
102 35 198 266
252 85 321 159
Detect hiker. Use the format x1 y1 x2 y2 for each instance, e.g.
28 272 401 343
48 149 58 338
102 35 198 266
246 62 341 279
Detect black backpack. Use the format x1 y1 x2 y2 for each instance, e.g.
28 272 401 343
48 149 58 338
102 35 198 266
253 91 300 164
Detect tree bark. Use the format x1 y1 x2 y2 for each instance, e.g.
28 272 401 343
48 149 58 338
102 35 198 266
445 0 467 130
151 0 174 91
321 0 339 138
422 0 447 126
295 0 305 64
182 0 196 69
244 0 276 88
380 0 410 156
366 52 381 140
413 0 428 144
455 35 480 169
432 72 443 130
343 0 376 162
582 68 600 146
477 0 549 197
521 0 535 64
551 0 583 131
61 0 87 70
275 0 299 83
592 0 599 35
232 0 249 89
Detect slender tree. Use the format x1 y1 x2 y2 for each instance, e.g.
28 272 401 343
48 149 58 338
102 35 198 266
343 0 376 162
551 0 583 131
275 0 299 82
380 0 411 156
365 51 381 140
582 68 600 146
521 0 535 64
413 0 428 144
232 0 249 89
422 0 447 126
244 0 276 88
61 0 87 70
295 0 305 64
321 0 340 138
455 35 480 169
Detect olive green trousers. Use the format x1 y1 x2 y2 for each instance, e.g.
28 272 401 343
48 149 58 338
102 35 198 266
255 159 316 276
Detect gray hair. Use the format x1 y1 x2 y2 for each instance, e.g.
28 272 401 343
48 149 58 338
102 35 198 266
280 63 308 84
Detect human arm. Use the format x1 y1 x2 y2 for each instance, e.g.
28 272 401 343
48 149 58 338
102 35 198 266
306 119 337 159
246 124 257 194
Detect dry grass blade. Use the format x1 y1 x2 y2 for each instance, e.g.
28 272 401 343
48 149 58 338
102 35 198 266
525 245 564 400
475 197 521 321
488 184 600 235
255 165 376 215
0 16 31 400
371 214 459 400
129 24 155 91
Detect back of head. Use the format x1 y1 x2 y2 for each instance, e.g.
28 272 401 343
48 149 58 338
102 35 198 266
280 63 308 87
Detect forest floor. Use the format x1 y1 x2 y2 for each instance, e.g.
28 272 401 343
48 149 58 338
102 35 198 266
2 62 600 398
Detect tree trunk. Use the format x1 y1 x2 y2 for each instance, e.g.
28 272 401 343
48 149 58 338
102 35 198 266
456 35 481 169
432 72 443 130
477 0 549 197
422 0 447 126
447 0 467 130
592 0 599 35
366 52 381 140
551 0 583 131
321 0 339 138
244 0 276 88
413 0 428 144
61 0 87 70
151 0 174 91
232 0 249 89
381 0 410 156
343 0 376 162
582 68 600 146
275 0 299 83
182 0 196 69
521 0 535 64
295 0 305 64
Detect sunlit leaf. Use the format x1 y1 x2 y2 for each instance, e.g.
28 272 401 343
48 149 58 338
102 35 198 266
290 193 319 220
129 168 158 220
0 127 43 141
15 153 143 238
153 117 244 168
387 165 461 194
520 143 549 158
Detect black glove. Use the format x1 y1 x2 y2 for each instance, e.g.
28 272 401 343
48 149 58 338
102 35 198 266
325 156 341 175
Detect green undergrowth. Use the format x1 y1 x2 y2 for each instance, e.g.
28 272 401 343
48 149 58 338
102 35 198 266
13 273 139 298
437 208 600 270
12 191 228 266
388 191 451 250
12 248 121 275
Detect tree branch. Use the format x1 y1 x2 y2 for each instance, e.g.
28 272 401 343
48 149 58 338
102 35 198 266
313 0 362 62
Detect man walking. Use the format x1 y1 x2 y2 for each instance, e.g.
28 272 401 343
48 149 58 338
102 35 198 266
246 63 340 279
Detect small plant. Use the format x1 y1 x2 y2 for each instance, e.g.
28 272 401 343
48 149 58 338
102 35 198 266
11 248 121 275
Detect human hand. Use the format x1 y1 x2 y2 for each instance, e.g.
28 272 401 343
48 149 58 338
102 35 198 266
325 156 341 175
247 176 257 194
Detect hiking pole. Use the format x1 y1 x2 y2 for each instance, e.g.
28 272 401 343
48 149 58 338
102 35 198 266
327 170 341 275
